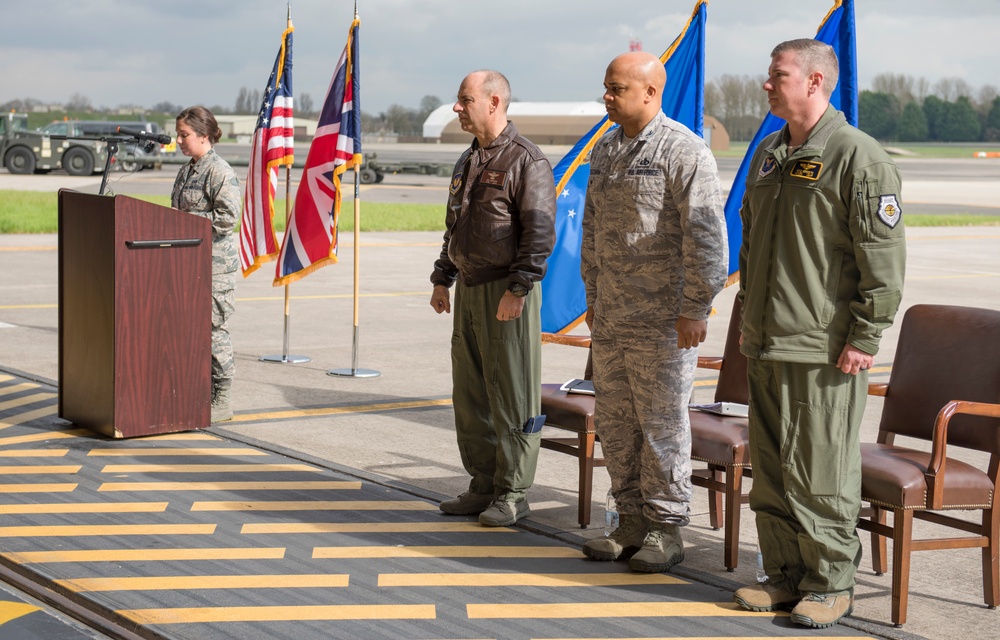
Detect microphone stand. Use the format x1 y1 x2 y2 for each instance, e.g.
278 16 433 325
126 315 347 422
49 134 148 195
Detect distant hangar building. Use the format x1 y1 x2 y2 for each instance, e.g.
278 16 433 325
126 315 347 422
422 102 729 150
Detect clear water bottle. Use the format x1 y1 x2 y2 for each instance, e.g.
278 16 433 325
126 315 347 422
604 488 619 537
755 545 768 583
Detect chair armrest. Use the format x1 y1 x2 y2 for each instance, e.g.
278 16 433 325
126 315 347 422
697 356 723 371
926 400 1000 509
868 383 889 397
542 333 591 348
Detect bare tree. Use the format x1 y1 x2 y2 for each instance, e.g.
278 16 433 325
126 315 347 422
298 93 314 117
65 93 92 111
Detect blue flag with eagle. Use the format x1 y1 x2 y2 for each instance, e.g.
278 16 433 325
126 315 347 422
721 0 857 284
540 0 707 333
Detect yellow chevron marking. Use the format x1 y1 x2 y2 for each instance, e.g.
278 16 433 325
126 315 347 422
99 481 361 492
0 524 215 538
142 433 220 440
56 574 349 592
0 483 76 493
0 383 38 397
0 406 58 430
0 502 167 514
0 449 67 457
0 429 90 446
100 463 321 473
0 465 80 474
88 448 266 457
230 397 452 423
4 547 285 564
243 522 515 535
313 545 583 559
380 573 687 587
192 500 434 512
0 392 55 412
467 602 780 618
0 601 39 624
117 604 436 624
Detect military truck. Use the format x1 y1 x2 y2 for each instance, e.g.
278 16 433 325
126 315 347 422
0 112 107 176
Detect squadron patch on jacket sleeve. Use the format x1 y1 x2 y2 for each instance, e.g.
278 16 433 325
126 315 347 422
758 157 777 178
877 194 902 228
450 172 464 195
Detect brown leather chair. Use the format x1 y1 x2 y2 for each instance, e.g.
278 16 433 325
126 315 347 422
857 304 1000 627
689 295 752 572
539 334 604 528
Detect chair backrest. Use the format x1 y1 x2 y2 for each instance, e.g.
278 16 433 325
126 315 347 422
715 296 750 405
879 304 1000 455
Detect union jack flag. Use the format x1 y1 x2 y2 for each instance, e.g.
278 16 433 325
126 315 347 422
274 18 361 286
239 24 295 277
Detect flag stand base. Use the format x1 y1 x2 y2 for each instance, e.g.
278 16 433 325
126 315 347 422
327 367 380 378
260 354 311 364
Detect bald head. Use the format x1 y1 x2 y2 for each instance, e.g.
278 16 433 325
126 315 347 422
603 51 665 137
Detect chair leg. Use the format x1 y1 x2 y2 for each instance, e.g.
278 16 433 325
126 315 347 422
983 506 1000 608
576 432 596 529
723 465 742 572
707 464 723 531
872 506 888 576
891 509 914 627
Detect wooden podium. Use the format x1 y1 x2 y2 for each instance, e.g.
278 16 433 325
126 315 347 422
58 190 212 438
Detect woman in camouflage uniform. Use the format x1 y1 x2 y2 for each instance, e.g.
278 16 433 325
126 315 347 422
171 106 241 422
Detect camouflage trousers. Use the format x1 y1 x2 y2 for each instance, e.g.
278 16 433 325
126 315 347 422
591 321 697 525
212 272 236 389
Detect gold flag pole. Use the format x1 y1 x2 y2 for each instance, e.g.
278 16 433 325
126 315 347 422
329 1 379 378
261 4 310 364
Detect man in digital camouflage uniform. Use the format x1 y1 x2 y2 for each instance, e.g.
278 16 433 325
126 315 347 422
581 52 728 572
732 39 905 629
171 106 241 423
430 70 556 527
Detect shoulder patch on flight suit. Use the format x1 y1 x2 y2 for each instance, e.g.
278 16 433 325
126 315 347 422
758 157 777 178
450 172 464 195
877 194 902 228
790 160 823 181
479 170 508 189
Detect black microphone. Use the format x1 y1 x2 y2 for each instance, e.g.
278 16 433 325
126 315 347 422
116 126 172 145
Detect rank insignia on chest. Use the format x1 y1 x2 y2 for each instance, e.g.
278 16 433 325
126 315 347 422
790 160 823 181
479 170 508 189
759 157 777 178
450 172 464 195
877 194 902 228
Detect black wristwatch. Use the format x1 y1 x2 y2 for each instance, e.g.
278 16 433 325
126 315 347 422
507 282 529 298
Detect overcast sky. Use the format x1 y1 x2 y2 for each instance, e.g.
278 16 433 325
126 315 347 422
3 0 999 115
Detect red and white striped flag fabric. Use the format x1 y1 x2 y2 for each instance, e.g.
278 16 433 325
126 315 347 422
274 18 361 286
239 24 294 277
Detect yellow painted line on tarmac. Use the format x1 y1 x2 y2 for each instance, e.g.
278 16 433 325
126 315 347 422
0 406 58 430
380 573 687 587
4 547 285 564
467 602 779 619
100 463 321 473
0 246 56 252
0 375 11 383
99 480 361 492
0 448 67 457
314 545 584 559
0 303 56 310
57 574 349 592
0 524 216 538
0 502 167 514
907 234 1000 241
909 272 999 280
0 601 39 624
0 483 76 493
243 522 515 535
144 432 220 440
88 447 267 457
0 429 90 446
239 290 428 303
117 604 437 624
0 392 56 412
231 397 452 423
540 637 875 640
0 465 80 474
0 382 38 396
192 500 434 512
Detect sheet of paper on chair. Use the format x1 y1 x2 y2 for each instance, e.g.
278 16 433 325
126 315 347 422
559 379 595 395
689 402 749 417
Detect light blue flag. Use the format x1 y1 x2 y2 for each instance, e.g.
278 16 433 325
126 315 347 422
541 0 708 333
721 0 858 282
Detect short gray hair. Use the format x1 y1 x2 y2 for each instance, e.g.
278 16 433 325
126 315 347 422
475 69 512 111
771 39 839 98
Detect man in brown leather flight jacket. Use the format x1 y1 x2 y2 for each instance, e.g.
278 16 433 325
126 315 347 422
430 69 556 527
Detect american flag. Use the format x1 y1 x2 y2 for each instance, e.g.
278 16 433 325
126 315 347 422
239 25 295 277
274 18 361 286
